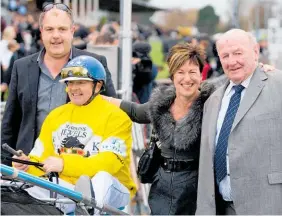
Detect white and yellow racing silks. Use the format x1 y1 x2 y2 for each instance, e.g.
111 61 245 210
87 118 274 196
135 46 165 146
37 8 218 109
26 95 136 197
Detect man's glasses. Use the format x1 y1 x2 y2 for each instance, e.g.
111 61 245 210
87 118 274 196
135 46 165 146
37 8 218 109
42 3 72 15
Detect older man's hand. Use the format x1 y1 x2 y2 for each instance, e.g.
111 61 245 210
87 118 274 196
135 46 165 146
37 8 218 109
43 156 64 173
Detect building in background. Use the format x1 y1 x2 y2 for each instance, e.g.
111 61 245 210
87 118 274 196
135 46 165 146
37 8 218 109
22 0 160 26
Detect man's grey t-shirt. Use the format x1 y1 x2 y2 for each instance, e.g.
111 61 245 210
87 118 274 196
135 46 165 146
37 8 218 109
36 50 71 137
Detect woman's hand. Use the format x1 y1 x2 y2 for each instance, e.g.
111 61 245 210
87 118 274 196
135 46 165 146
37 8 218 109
12 152 30 172
43 156 64 173
101 96 122 107
259 63 275 72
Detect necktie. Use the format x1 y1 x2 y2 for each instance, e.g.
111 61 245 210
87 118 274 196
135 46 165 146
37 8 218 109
214 85 245 183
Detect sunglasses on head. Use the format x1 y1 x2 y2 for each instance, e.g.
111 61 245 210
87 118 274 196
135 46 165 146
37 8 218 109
43 3 72 14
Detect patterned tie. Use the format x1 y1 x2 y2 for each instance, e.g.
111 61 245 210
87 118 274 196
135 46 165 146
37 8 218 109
214 85 245 183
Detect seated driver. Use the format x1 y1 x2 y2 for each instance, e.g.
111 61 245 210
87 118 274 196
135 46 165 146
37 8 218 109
13 55 136 214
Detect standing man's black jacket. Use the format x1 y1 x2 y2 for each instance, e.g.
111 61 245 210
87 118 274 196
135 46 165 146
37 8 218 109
1 47 116 159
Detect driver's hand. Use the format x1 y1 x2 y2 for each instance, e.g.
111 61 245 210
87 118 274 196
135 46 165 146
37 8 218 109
43 156 64 173
12 152 30 172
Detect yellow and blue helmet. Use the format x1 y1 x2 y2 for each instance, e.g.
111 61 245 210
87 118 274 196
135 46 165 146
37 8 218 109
60 55 106 86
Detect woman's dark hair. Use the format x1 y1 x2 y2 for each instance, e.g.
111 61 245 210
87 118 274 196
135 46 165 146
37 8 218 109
166 43 206 77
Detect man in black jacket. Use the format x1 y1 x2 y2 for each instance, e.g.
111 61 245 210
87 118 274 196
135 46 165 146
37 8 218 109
1 3 116 163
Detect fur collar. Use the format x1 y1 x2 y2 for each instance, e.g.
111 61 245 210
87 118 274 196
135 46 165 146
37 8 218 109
148 82 215 150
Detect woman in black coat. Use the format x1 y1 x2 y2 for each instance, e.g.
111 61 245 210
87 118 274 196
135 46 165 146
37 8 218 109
104 43 215 215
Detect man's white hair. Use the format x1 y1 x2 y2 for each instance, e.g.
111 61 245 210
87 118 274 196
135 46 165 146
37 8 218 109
216 28 258 49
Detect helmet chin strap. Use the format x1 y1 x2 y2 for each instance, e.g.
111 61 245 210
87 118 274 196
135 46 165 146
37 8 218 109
83 81 101 105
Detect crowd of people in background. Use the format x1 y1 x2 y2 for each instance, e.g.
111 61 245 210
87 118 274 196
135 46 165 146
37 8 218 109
1 1 268 105
0 1 270 104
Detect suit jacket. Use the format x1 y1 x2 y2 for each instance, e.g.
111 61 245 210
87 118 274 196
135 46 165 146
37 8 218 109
196 67 282 215
1 47 116 158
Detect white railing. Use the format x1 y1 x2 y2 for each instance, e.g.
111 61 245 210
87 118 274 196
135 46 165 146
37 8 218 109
1 101 6 121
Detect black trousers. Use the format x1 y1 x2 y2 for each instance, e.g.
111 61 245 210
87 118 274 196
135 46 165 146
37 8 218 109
148 167 198 215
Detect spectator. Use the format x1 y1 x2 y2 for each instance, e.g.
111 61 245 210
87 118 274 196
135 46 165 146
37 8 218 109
95 32 116 45
3 39 25 88
103 43 215 214
73 23 90 40
0 26 16 70
197 29 282 215
1 3 116 164
132 41 155 103
1 17 7 34
258 39 269 64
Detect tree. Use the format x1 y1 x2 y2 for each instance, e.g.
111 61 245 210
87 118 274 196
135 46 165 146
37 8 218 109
225 0 275 31
164 9 198 30
249 1 274 30
196 5 219 34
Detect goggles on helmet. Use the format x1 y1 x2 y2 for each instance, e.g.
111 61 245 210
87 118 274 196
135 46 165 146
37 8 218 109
60 66 93 83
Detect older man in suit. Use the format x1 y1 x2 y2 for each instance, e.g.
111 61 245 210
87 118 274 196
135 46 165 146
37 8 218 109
196 29 282 215
1 3 116 163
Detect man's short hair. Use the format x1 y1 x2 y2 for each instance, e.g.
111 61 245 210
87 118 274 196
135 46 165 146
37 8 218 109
39 4 74 28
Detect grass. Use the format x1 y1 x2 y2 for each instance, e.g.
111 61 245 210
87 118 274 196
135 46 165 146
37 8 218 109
149 40 169 79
